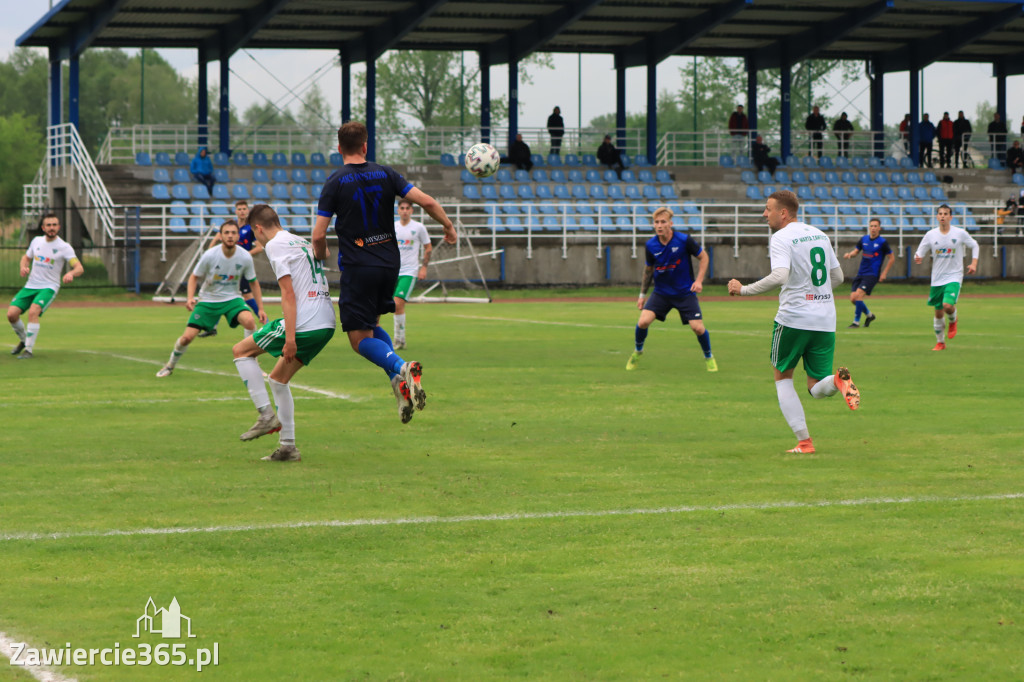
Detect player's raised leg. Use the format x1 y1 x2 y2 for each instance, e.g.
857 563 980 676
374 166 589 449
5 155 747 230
157 325 201 377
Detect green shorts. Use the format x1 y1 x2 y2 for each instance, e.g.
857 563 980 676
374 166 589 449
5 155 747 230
928 282 961 308
188 299 252 332
393 275 417 301
252 319 335 367
9 287 57 315
770 321 836 380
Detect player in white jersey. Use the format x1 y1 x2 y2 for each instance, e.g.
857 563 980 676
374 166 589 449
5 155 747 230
156 220 266 378
913 204 979 351
391 198 433 349
728 190 860 454
232 205 337 462
7 213 83 359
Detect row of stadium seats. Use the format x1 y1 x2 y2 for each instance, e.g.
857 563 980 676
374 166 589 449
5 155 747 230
461 168 672 184
151 183 320 202
153 167 330 185
463 183 677 201
479 201 695 217
741 170 941 185
485 214 690 233
721 153 920 170
167 215 312 233
746 185 949 202
442 152 651 168
137 151 337 167
801 202 973 217
167 200 315 217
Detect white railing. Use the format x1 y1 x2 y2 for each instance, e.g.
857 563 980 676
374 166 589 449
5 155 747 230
46 124 117 240
21 159 48 224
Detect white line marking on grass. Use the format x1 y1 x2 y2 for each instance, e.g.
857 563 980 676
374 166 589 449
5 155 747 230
0 396 325 409
0 633 76 682
2 492 1021 544
448 314 765 335
77 350 359 401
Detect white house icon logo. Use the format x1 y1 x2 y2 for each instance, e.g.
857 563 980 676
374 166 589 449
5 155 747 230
133 597 196 639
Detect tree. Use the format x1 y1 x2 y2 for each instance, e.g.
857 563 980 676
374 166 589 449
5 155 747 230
0 113 45 210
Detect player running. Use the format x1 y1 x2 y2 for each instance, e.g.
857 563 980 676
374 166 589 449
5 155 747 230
626 206 717 372
312 121 456 424
7 213 83 359
156 220 266 377
231 205 336 462
842 218 895 328
392 198 434 349
727 190 859 454
913 204 979 351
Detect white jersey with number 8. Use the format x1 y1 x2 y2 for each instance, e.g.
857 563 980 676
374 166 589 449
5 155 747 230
770 221 840 332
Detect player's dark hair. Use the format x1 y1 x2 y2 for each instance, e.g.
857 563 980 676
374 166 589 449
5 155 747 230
938 203 952 213
338 121 368 155
40 212 59 225
219 219 238 233
249 204 282 230
398 198 413 208
234 199 248 208
869 218 881 225
768 189 799 215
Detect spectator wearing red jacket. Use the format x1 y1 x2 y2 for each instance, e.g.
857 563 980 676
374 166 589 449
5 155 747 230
937 112 954 169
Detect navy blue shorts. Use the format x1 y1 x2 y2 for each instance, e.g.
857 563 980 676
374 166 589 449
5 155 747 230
851 275 879 295
644 291 703 323
240 278 252 296
338 265 398 332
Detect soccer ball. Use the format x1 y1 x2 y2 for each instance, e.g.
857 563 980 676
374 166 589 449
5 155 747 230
464 143 500 178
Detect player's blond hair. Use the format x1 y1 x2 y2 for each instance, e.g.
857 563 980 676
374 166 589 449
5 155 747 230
768 190 799 216
651 206 674 221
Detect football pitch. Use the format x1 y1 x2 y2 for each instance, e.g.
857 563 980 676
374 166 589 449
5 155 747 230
2 287 1023 681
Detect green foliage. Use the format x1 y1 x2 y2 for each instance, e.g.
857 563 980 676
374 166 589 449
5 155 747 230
0 113 44 210
0 49 48 132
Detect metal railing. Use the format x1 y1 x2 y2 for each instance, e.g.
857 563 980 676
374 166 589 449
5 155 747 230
47 124 117 240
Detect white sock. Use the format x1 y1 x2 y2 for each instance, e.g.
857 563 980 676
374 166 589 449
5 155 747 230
269 378 295 443
810 374 838 399
167 340 188 368
234 357 270 410
775 378 810 441
10 320 26 342
947 309 957 323
243 327 254 339
934 318 945 342
394 313 406 342
24 322 40 351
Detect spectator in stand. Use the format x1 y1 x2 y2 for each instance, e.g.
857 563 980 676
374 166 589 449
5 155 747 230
953 111 972 168
899 114 912 154
996 197 1017 233
504 133 533 171
751 136 779 176
1006 140 1024 177
547 106 564 156
833 112 854 157
988 112 1008 165
937 112 954 169
1019 115 1024 139
728 105 749 155
597 134 626 177
918 114 936 168
190 147 215 194
805 105 826 158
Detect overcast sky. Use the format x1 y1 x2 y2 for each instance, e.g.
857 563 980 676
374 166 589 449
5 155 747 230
6 1 1024 133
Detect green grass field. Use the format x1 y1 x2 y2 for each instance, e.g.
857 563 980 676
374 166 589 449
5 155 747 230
2 287 1023 681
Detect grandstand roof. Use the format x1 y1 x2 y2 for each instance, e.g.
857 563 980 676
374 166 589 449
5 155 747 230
16 0 1024 74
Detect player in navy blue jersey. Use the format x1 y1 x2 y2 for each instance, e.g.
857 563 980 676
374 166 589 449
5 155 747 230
201 200 262 337
313 121 456 423
626 207 717 372
842 218 894 328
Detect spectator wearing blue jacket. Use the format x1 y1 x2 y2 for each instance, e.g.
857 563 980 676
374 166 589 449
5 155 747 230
918 114 936 168
190 147 215 194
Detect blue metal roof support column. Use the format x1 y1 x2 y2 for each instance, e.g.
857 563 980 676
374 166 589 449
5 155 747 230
746 57 757 140
508 58 519 151
340 52 351 124
909 68 920 167
198 46 208 149
615 55 626 150
869 61 884 159
69 55 79 130
49 50 61 129
780 62 791 161
995 62 1007 122
219 57 230 155
480 52 491 144
646 60 657 166
366 58 376 162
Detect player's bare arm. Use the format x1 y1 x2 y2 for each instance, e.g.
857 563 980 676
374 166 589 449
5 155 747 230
62 257 84 285
185 274 200 311
691 251 709 293
637 266 654 308
312 216 331 261
405 187 456 244
843 247 861 259
419 241 433 280
19 254 31 278
880 253 896 281
249 279 268 324
277 274 298 364
968 258 978 275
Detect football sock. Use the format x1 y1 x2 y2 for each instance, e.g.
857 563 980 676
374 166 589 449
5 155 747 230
947 308 957 323
24 323 39 351
243 327 253 339
10 319 26 342
373 325 394 350
696 330 712 358
268 378 295 443
167 340 187 368
358 337 405 377
393 314 406 342
810 374 839 399
634 325 648 352
234 357 271 410
934 318 945 342
775 378 810 441
854 300 869 321
245 298 259 315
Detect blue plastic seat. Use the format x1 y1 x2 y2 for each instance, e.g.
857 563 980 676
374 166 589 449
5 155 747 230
136 152 152 166
884 156 899 169
874 172 890 184
642 185 659 200
636 169 653 183
590 185 607 199
512 169 529 183
585 169 602 183
905 171 921 184
603 170 619 182
775 170 790 184
930 186 948 201
852 157 867 169
913 217 929 230
151 184 171 200
170 200 189 216
310 169 327 184
213 168 229 183
188 201 208 216
153 168 171 183
660 185 676 199
625 185 641 200
847 186 864 201
634 154 650 166
797 186 813 200
251 184 270 200
252 152 268 166
841 171 857 184
290 153 307 166
581 154 597 166
900 157 916 169
853 204 869 215
757 170 773 183
802 156 817 168
212 185 231 200
291 169 308 183
232 152 250 166
271 168 288 183
655 170 672 183
547 169 565 183
532 169 549 182
542 216 561 231
553 185 571 200
558 153 577 166
209 200 230 216
537 201 557 215
481 185 498 200
719 154 735 167
1013 173 1024 186
835 157 850 169
830 186 848 200
913 187 930 201
530 154 545 167
813 186 830 200
819 157 835 169
567 169 584 183
546 154 563 167
864 187 881 201
574 202 594 215
213 152 229 166
329 153 343 166
310 152 326 166
536 184 553 199
823 171 839 184
746 186 762 201
168 217 188 232
191 184 211 200
571 185 588 200
271 152 287 166
492 168 510 183
896 187 912 201
289 184 308 200
857 171 873 184
741 170 757 184
615 216 633 230
578 216 597 230
620 170 638 183
173 168 190 183
175 152 190 166
440 153 456 167
803 170 822 184
250 168 268 183
791 170 808 185
171 184 190 200
155 152 173 166
504 216 523 231
494 185 512 200
890 172 905 185
868 157 883 168
462 184 481 200
608 184 625 200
